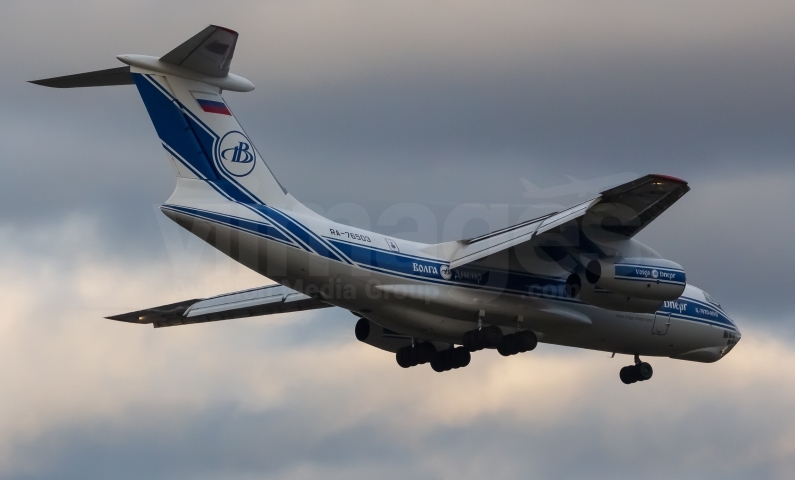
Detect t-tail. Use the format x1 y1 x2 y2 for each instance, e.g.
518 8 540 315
30 25 297 211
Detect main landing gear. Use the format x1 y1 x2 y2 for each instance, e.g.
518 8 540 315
396 343 470 371
462 325 538 356
430 347 471 372
396 326 539 373
620 355 653 384
396 342 436 368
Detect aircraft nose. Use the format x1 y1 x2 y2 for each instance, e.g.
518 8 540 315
721 324 741 357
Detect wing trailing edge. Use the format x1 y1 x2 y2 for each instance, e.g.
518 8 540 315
107 284 331 328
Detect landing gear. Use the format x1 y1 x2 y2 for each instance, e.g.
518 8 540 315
396 342 436 368
462 325 503 351
396 343 472 372
396 325 536 372
430 347 471 372
620 355 653 384
497 330 538 356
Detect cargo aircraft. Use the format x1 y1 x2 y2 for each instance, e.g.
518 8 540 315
32 26 740 384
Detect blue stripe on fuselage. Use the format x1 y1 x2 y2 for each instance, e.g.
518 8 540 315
660 297 735 329
162 204 297 248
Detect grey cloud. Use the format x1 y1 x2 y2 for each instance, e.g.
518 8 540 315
2 329 793 480
2 2 795 478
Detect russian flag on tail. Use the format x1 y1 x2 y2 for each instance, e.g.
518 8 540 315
192 91 232 115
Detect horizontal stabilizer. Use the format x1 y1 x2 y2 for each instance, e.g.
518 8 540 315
160 25 238 78
107 284 331 328
29 66 133 88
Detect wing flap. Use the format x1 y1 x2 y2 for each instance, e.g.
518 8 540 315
107 284 330 328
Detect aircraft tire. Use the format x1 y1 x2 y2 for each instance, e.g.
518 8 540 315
452 347 471 368
620 366 638 384
430 352 450 372
396 348 412 368
478 325 503 348
636 362 653 381
516 330 538 352
463 331 481 352
417 342 436 364
497 336 518 356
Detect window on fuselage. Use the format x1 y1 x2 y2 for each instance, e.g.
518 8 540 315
704 292 721 308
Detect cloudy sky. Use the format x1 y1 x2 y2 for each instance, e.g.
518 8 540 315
2 1 795 478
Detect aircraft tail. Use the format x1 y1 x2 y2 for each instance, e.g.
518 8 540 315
31 25 292 209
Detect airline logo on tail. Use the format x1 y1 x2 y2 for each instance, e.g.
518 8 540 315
216 131 256 177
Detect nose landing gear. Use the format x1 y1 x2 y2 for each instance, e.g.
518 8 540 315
620 355 653 384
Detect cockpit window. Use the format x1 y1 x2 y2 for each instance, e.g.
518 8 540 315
704 292 721 307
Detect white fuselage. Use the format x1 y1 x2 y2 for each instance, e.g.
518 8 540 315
162 178 740 364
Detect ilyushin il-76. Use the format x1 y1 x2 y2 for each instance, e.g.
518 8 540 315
32 26 740 384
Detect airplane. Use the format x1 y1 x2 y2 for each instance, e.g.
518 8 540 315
31 25 741 384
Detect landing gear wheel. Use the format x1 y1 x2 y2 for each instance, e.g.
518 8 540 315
462 330 480 352
635 362 653 381
619 359 653 384
497 330 538 356
396 343 437 368
619 366 638 384
430 347 471 372
477 325 503 348
452 347 471 368
396 348 413 368
416 342 436 364
516 330 538 352
430 352 451 372
497 335 518 356
463 325 506 351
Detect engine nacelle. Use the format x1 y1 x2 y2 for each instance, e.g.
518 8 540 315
566 272 663 313
354 318 412 353
584 257 686 301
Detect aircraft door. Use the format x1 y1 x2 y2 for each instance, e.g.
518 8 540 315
652 312 670 335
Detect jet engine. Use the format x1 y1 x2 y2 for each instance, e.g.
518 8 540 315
565 257 686 313
585 257 686 300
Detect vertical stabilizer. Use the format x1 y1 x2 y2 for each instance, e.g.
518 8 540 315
31 25 296 210
131 72 291 208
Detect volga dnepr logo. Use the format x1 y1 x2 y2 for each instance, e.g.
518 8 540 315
440 265 452 280
216 131 256 177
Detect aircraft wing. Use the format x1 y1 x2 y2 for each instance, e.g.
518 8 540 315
107 284 331 328
449 174 689 269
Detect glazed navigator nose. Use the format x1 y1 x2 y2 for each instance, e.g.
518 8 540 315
721 325 741 357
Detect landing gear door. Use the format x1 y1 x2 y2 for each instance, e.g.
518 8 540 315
652 312 670 335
